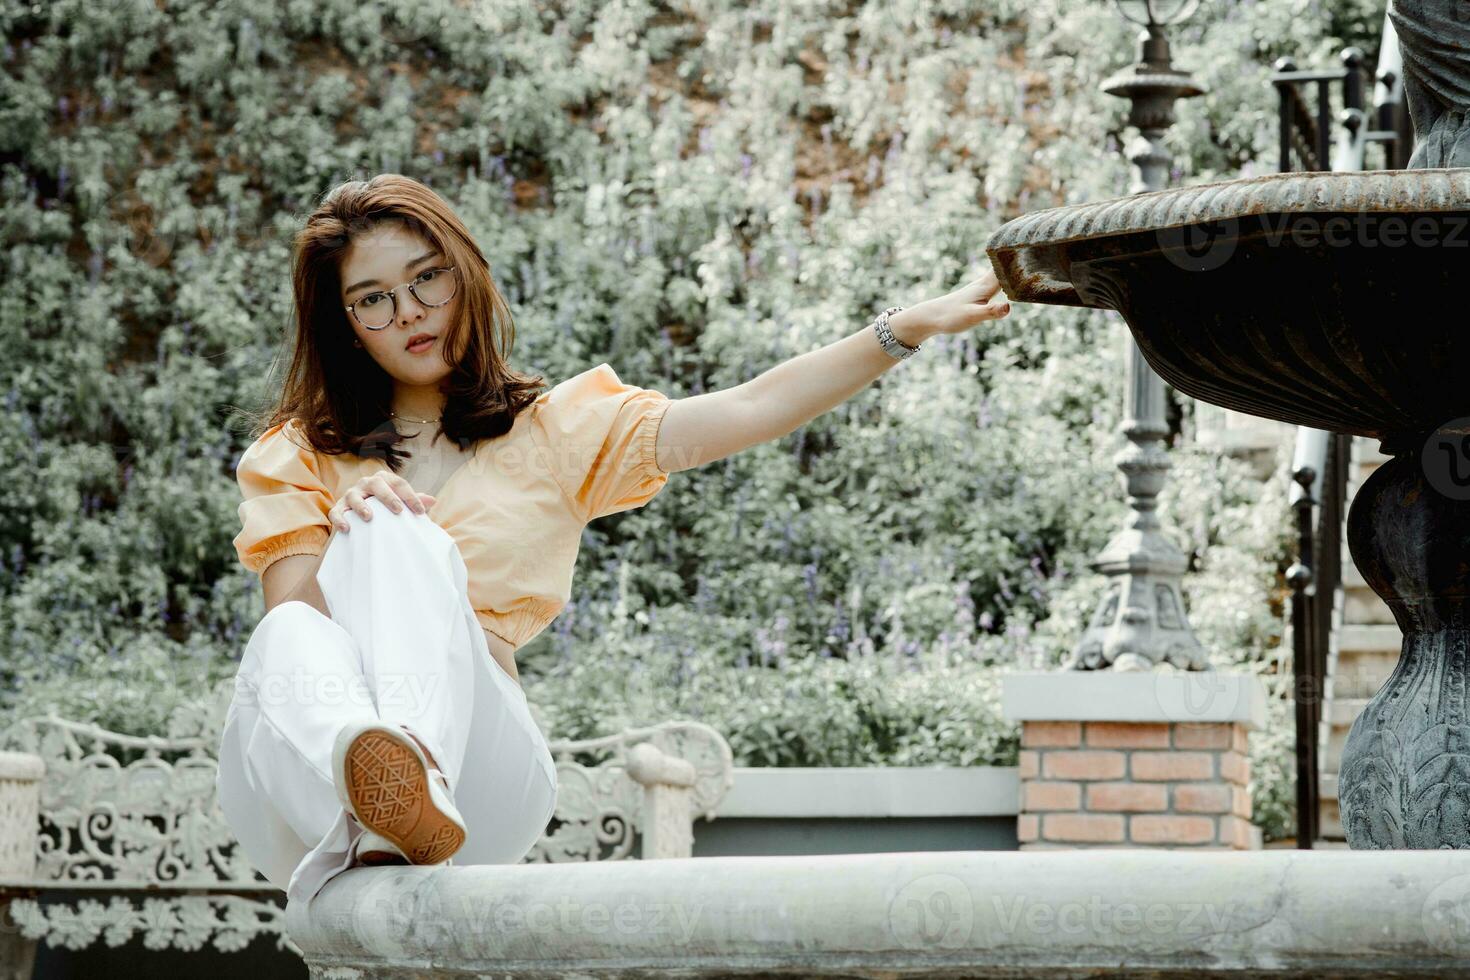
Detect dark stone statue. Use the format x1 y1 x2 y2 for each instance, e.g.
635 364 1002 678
1389 0 1470 167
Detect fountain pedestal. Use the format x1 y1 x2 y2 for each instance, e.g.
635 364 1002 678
1340 446 1470 847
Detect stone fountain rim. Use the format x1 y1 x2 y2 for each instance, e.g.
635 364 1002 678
986 167 1470 254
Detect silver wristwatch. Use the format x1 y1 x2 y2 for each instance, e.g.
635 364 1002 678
872 305 920 360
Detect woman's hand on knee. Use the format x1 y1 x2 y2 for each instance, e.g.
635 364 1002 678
328 470 437 532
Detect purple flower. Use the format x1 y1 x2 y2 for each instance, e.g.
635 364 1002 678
955 581 975 611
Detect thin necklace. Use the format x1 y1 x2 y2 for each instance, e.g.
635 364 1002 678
390 410 441 424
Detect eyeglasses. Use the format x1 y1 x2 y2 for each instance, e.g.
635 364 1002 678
344 265 459 330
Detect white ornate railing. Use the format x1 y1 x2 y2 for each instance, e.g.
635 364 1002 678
0 677 733 970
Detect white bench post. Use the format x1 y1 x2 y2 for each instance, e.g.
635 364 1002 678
625 742 698 859
0 752 43 980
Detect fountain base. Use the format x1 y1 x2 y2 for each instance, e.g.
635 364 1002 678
1340 447 1470 848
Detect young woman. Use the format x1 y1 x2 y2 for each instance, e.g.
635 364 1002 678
214 173 1011 906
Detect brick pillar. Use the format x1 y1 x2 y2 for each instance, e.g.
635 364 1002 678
1003 672 1266 851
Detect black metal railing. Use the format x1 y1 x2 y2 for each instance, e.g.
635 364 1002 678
1272 38 1413 177
1285 430 1350 848
1271 18 1411 848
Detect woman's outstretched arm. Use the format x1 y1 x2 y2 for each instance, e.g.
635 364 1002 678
654 269 1011 473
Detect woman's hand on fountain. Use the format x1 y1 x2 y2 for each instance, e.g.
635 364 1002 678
903 268 1012 338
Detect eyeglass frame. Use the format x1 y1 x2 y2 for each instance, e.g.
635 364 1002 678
343 265 460 331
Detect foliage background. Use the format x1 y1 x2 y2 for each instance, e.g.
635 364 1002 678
1 0 1389 842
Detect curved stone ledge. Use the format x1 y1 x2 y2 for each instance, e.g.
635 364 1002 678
288 850 1470 978
985 167 1470 309
988 168 1470 254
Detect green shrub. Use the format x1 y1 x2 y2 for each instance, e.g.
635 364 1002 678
1 0 1385 843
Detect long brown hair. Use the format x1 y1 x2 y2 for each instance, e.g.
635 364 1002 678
244 173 545 469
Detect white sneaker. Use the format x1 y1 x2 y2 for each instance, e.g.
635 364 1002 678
332 720 466 866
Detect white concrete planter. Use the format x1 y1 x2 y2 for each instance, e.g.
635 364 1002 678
713 766 1020 818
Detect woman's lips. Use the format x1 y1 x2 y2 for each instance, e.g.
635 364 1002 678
406 335 436 353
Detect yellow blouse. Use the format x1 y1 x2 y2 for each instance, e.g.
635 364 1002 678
231 362 674 650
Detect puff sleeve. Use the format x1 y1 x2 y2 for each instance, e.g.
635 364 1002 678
532 362 674 523
231 418 336 575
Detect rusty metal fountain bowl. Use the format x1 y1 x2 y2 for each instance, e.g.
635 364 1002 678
988 166 1470 850
986 168 1470 455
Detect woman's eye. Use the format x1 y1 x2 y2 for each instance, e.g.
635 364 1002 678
360 293 386 307
417 269 440 283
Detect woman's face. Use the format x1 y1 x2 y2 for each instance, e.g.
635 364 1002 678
339 221 460 385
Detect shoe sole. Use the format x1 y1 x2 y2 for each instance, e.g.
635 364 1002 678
357 848 409 866
339 728 465 865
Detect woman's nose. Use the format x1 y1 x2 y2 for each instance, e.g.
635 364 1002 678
395 289 428 324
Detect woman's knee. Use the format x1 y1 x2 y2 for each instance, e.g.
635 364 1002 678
320 494 467 610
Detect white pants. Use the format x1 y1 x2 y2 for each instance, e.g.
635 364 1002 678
215 494 558 905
